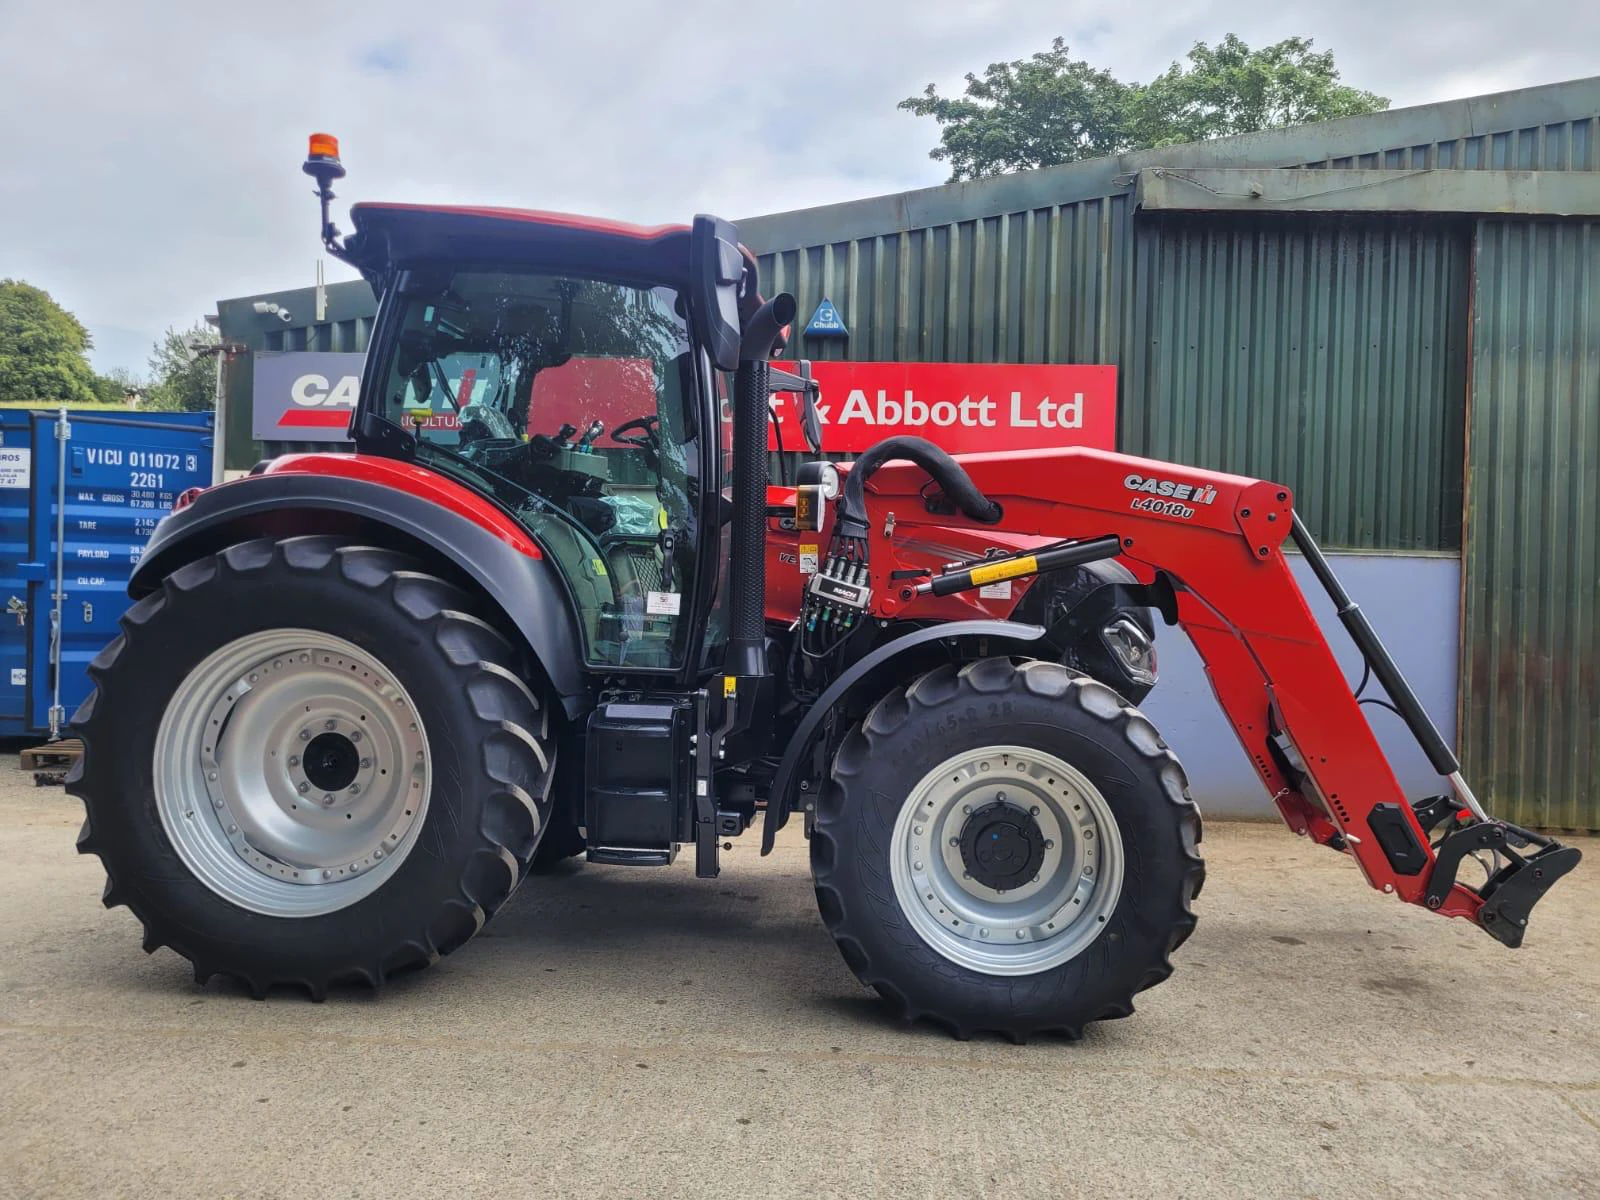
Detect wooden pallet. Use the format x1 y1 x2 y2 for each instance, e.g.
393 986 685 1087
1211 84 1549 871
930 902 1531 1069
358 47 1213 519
21 738 82 784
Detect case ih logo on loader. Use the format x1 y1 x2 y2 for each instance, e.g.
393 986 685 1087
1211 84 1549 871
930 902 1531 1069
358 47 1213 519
72 133 1580 1042
1123 473 1220 520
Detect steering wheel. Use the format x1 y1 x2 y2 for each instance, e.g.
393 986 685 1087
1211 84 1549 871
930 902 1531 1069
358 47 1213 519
609 414 659 450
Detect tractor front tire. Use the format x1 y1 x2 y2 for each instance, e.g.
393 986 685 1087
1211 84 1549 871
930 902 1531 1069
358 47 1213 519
70 536 555 998
811 657 1204 1041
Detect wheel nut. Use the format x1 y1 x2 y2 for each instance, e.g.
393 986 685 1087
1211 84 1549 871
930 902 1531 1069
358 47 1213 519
1016 930 1027 939
1044 839 1055 850
288 755 300 767
324 719 337 731
299 730 310 741
1084 830 1095 841
997 791 1006 802
322 869 332 880
373 848 384 860
297 782 309 794
1030 805 1039 816
349 783 361 795
949 837 959 847
323 795 336 806
360 758 371 769
350 731 362 743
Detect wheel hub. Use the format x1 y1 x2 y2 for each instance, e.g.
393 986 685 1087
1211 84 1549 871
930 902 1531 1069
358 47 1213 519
959 801 1046 892
888 745 1125 976
154 630 431 918
302 731 360 793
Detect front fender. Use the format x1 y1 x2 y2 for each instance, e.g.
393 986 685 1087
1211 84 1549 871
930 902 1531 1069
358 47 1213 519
759 619 1046 853
131 468 589 716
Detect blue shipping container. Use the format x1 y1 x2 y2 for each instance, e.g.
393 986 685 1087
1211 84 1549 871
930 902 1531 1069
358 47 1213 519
0 409 213 738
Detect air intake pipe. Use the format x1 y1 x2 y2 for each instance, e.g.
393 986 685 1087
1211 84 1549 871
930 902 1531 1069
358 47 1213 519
725 292 796 679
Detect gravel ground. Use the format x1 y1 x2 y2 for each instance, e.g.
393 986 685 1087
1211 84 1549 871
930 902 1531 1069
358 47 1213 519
1 764 1596 1199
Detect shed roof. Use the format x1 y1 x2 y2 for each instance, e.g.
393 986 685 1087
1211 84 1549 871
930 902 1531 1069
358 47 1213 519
738 75 1600 251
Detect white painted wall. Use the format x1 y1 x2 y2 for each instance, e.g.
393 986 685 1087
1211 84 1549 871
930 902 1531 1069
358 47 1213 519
1136 553 1461 819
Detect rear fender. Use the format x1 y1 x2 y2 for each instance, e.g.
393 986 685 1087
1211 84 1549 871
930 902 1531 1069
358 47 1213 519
131 469 589 716
760 619 1047 853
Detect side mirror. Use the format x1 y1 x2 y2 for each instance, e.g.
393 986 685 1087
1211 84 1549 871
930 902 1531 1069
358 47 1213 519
795 366 824 457
689 214 744 372
768 360 825 456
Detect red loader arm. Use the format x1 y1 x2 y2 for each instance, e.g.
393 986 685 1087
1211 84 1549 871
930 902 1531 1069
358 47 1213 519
859 446 1579 945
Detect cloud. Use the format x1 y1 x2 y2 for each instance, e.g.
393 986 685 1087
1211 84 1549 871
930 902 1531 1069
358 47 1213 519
1 0 1593 373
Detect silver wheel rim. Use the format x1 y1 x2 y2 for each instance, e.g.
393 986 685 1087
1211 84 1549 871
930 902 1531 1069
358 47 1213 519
154 629 430 918
889 745 1124 976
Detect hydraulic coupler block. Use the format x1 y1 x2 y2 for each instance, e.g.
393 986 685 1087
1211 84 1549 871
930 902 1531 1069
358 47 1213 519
804 556 871 633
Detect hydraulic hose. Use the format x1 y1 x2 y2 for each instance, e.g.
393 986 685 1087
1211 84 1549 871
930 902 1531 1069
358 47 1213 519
835 435 1002 540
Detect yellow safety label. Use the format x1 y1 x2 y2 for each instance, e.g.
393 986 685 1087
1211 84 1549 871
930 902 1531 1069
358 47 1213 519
969 555 1038 586
722 676 737 698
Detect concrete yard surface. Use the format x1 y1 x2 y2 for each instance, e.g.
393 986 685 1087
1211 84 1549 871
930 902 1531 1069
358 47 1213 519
1 767 1596 1199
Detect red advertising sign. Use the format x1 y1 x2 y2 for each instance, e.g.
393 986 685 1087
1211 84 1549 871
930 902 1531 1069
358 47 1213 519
769 362 1116 454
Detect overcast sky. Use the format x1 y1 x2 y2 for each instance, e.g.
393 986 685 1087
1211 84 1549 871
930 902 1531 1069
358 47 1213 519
2 0 1594 376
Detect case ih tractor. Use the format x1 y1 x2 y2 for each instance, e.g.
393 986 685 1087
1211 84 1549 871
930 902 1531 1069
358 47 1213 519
70 135 1579 1039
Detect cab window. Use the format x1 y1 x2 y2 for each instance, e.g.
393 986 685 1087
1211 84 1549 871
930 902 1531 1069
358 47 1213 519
379 268 701 670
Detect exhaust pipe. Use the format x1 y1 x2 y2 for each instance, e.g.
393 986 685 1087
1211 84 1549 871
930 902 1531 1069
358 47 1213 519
725 293 796 679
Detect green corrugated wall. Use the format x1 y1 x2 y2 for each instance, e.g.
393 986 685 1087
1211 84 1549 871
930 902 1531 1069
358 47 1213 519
1126 214 1469 550
1462 219 1600 829
759 208 1470 550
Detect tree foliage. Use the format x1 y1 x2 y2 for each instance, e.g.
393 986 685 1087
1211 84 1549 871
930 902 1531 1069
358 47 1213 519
901 35 1390 181
145 322 219 412
0 279 101 404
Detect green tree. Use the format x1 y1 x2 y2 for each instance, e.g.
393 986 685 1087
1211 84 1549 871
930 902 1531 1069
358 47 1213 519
0 279 100 404
901 35 1390 181
1132 35 1390 147
145 322 219 412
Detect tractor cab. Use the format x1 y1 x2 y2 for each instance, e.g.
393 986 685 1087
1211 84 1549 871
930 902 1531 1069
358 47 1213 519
308 150 820 685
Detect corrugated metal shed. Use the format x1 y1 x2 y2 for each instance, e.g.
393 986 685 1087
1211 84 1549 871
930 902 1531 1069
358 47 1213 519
214 279 375 465
1461 219 1600 830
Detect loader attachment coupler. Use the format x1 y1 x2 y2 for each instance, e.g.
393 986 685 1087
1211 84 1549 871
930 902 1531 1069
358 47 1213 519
1411 805 1582 948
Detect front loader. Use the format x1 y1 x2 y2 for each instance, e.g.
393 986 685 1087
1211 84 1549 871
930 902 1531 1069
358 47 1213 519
69 135 1579 1039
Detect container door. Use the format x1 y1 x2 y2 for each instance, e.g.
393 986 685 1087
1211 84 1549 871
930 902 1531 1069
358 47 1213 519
29 412 214 734
0 413 36 735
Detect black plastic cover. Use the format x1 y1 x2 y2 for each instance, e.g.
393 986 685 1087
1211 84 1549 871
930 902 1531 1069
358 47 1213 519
584 699 694 851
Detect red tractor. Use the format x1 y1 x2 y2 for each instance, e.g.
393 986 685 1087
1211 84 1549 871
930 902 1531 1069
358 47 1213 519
70 136 1579 1039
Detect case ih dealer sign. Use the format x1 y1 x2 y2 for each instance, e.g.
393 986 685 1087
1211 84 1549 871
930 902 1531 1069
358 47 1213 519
252 352 364 438
255 352 1116 454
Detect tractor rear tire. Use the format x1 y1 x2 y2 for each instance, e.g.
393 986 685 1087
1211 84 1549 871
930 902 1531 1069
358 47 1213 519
69 536 555 998
810 657 1204 1041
